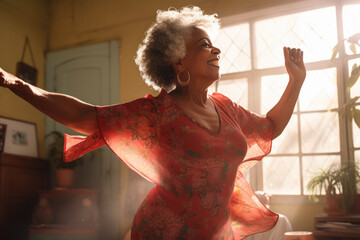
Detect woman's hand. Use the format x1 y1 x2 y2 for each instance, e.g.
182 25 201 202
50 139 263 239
283 47 306 85
0 67 21 89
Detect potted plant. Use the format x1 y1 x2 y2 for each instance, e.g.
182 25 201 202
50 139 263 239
45 131 76 188
307 161 360 215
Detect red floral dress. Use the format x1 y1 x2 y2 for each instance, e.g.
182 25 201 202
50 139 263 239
64 89 278 239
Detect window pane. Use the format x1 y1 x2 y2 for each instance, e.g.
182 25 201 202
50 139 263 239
343 4 360 55
271 115 299 154
301 112 340 153
255 7 337 69
215 24 251 74
263 156 300 194
217 78 248 107
261 74 290 114
299 68 338 111
303 155 340 194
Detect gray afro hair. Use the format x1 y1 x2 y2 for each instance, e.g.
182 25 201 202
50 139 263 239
135 6 220 92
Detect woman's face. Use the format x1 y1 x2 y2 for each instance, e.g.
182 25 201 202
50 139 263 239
180 27 221 86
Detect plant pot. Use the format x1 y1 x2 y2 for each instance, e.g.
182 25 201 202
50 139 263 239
55 168 74 188
324 196 345 216
350 194 360 214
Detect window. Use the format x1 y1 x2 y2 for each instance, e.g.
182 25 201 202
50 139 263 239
213 0 360 199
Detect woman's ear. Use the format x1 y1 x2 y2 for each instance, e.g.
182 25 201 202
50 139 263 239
172 59 185 72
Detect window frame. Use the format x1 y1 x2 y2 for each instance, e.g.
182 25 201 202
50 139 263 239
215 0 360 204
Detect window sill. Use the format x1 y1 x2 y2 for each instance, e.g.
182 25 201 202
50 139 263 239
268 195 326 205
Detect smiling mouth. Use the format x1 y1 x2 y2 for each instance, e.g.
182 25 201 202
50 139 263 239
208 59 219 67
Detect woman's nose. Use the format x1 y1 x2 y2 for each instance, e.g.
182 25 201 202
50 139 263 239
212 46 221 55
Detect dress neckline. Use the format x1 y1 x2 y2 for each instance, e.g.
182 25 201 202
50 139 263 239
161 89 222 135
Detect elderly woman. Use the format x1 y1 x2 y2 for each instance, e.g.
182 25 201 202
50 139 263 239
0 6 306 240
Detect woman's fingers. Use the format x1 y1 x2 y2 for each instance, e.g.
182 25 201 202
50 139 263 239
283 46 306 82
0 68 18 88
286 47 301 63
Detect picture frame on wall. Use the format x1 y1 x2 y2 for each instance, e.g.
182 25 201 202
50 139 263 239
16 62 38 86
0 124 7 153
0 116 38 158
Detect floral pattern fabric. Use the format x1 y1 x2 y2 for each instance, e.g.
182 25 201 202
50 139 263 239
64 89 278 239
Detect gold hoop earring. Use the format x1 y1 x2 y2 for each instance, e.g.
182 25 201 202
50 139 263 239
177 71 190 86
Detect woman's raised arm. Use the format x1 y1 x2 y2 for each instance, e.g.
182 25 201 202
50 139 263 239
0 68 98 135
266 47 306 139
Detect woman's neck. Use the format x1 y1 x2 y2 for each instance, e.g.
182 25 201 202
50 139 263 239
170 86 209 107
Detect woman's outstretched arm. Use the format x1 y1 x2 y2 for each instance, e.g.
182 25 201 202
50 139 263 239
266 47 306 139
0 68 98 135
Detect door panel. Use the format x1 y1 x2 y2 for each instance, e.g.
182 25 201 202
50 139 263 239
53 55 110 135
55 56 110 104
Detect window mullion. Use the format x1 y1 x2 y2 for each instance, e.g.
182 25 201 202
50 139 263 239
335 1 354 162
248 19 264 191
297 101 304 195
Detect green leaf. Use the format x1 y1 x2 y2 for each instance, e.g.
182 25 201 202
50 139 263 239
349 43 357 54
350 96 360 104
348 65 360 89
236 149 245 155
352 108 360 129
186 150 202 158
182 184 193 197
351 63 358 73
179 225 189 237
330 43 339 66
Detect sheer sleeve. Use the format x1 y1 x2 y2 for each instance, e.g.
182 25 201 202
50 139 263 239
96 95 164 183
234 104 273 174
64 93 164 184
64 131 106 162
211 92 273 170
235 104 273 161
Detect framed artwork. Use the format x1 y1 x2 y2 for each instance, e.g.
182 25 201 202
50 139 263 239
0 124 7 153
16 62 38 86
0 116 38 158
16 36 38 86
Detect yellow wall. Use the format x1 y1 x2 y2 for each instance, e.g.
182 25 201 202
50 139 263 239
0 0 49 157
1 0 327 236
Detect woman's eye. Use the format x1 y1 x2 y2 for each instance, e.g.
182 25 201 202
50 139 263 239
203 43 210 47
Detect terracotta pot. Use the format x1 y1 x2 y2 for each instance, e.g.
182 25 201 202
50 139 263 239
324 196 344 216
55 168 74 188
350 194 360 214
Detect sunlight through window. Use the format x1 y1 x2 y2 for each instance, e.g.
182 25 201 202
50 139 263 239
213 1 360 197
255 7 337 69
